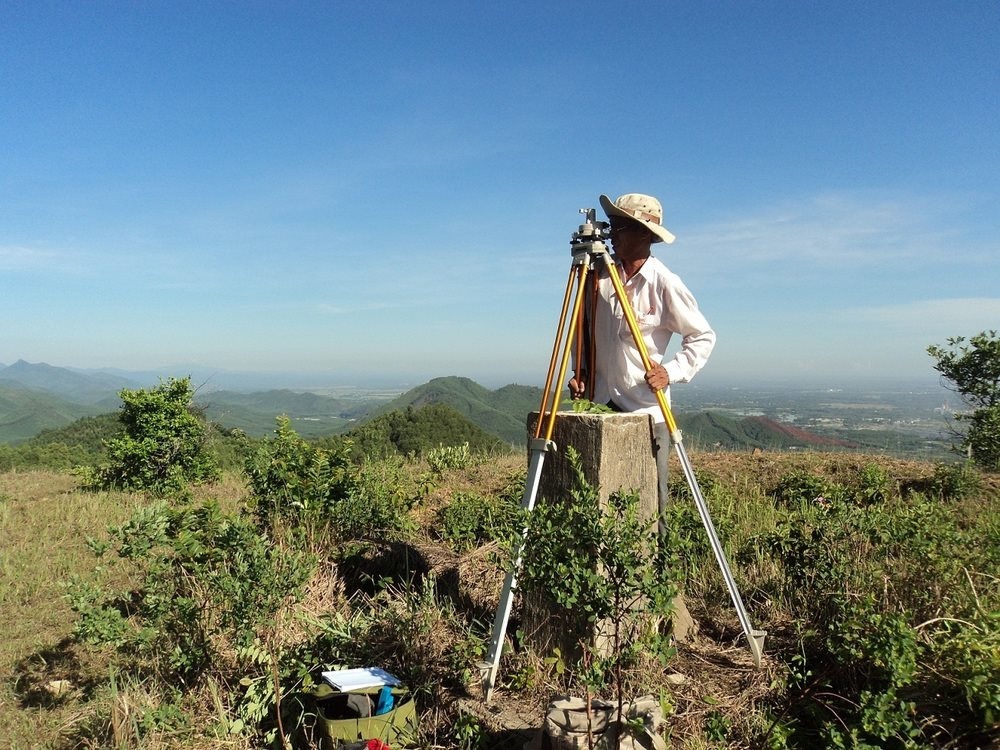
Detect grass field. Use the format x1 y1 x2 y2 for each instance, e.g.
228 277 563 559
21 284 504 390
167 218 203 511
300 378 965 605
2 448 998 749
0 472 248 749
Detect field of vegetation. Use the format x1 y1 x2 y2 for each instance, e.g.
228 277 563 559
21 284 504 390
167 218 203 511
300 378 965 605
1 377 998 749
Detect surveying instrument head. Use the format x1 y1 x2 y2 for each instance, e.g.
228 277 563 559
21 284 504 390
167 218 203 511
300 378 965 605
570 208 613 264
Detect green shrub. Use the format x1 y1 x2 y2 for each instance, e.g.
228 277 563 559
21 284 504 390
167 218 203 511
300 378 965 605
245 417 412 543
85 377 219 495
930 461 983 501
69 500 314 685
426 442 472 474
853 462 897 505
772 469 846 508
436 490 518 551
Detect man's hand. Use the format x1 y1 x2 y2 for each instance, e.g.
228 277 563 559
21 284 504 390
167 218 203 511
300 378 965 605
645 364 670 392
568 376 586 400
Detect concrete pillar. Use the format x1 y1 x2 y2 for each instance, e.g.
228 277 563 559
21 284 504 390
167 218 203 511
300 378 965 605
531 411 658 522
522 411 698 661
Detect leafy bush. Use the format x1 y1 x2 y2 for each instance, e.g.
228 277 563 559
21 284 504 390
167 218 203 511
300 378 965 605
853 462 897 505
772 469 846 508
69 500 314 685
245 417 412 542
930 460 983 501
436 490 518 551
85 377 219 494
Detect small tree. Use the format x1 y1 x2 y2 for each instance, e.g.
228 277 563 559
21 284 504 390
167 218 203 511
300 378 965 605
88 377 219 493
517 448 678 706
928 330 1000 471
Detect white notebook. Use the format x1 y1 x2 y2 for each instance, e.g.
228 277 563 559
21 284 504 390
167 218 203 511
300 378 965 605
321 667 402 691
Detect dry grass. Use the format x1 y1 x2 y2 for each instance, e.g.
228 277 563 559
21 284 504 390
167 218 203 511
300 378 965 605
0 471 140 748
2 449 993 749
0 470 250 750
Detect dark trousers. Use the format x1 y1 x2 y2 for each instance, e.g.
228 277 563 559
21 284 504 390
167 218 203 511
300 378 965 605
652 421 671 537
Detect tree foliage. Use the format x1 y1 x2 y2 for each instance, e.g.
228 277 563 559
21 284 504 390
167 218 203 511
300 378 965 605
332 402 506 459
928 330 1000 471
86 377 219 493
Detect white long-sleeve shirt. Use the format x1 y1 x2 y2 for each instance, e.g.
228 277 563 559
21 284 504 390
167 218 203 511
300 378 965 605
589 255 715 423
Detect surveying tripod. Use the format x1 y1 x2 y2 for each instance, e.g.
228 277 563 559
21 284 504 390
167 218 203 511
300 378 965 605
479 208 765 703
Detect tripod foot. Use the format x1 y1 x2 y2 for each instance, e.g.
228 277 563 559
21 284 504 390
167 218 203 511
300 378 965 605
478 661 497 703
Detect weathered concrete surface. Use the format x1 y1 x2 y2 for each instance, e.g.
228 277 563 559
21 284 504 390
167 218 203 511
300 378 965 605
530 411 658 522
522 411 697 660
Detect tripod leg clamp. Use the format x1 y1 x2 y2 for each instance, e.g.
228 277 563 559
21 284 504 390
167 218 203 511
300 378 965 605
529 438 557 453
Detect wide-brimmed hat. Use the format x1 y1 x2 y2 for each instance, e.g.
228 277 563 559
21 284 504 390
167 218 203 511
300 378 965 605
600 193 676 244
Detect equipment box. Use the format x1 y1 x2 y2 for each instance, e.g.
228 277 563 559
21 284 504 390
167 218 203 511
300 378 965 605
310 683 419 748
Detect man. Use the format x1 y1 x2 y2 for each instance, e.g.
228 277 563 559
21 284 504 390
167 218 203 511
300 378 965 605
569 193 715 526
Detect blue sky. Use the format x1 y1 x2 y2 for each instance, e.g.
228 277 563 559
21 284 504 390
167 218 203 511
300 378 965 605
2 1 997 389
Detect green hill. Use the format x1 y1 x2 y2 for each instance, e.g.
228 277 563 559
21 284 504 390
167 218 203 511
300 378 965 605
2 366 892 458
0 385 102 443
322 402 506 458
371 376 543 445
367 377 856 450
25 412 123 454
0 360 135 405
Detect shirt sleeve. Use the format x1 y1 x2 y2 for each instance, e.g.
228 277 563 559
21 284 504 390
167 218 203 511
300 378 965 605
660 276 716 384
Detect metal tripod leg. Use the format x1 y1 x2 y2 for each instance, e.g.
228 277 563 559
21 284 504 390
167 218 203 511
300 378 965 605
673 434 765 665
480 255 591 703
479 438 554 703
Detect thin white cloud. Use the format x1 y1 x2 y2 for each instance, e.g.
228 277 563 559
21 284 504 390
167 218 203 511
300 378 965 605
0 244 76 272
852 297 1000 332
683 191 976 269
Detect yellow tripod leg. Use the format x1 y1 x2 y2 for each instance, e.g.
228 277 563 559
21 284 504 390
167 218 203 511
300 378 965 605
536 264 580 433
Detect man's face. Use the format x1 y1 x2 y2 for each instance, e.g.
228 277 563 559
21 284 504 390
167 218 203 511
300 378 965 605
609 220 652 260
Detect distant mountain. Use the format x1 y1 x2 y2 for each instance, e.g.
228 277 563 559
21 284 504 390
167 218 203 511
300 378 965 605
0 360 136 406
0 360 862 453
0 384 104 443
677 412 857 451
371 376 544 445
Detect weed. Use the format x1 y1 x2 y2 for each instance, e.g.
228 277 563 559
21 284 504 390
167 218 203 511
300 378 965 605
452 710 487 750
436 490 518 551
427 442 473 474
